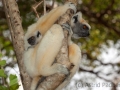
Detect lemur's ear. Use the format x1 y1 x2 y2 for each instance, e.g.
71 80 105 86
37 31 41 38
71 12 82 25
73 15 78 23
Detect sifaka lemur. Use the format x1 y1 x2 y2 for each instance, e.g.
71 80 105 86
23 2 91 90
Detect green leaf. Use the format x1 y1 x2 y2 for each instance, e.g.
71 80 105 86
9 75 18 86
0 85 8 90
9 84 19 90
0 69 7 78
0 60 6 66
9 74 19 90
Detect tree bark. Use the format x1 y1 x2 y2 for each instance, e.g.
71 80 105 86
1 0 31 90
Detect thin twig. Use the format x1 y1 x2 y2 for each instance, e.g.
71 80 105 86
32 0 43 18
44 0 46 14
79 67 111 82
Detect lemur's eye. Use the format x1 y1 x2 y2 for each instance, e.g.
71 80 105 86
37 31 41 37
83 25 88 30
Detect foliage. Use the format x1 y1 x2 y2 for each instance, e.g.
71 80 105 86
0 0 120 90
0 54 19 90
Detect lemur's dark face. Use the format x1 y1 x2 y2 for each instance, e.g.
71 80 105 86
72 21 90 37
27 31 41 47
71 14 91 38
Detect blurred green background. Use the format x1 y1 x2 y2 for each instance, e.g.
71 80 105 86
0 0 120 90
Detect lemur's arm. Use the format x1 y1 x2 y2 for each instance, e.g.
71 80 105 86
56 12 91 90
36 2 76 35
24 2 76 50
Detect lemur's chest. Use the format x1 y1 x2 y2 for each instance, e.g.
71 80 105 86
23 49 39 77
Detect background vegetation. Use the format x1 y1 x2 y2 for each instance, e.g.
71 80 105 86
0 0 120 90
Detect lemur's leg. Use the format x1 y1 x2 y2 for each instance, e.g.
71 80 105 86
36 24 69 76
30 77 41 90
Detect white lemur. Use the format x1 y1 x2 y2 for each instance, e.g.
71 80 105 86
24 2 76 90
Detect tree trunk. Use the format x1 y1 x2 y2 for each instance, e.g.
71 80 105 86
2 0 31 90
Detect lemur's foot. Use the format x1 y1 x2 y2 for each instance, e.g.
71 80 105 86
56 63 69 75
65 2 76 14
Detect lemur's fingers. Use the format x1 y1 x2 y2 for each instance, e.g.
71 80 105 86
61 23 73 36
62 23 71 31
65 2 76 14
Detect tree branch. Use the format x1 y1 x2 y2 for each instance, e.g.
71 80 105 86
1 0 31 90
79 67 111 82
79 67 118 90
